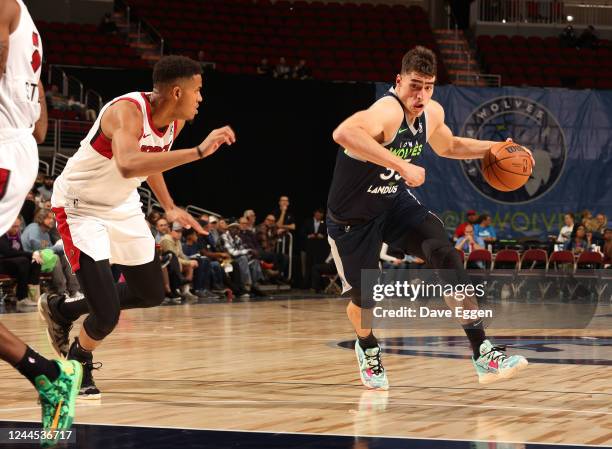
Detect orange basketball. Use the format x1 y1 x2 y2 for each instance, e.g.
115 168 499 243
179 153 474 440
482 141 533 192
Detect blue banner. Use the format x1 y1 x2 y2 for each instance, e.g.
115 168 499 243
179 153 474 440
376 84 612 238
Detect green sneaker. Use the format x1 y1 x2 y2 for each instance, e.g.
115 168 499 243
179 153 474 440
35 360 82 448
354 341 389 390
472 339 528 384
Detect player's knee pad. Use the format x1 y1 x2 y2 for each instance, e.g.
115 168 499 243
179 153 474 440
421 238 470 285
83 305 120 341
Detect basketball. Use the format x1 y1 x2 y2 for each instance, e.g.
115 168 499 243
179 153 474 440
482 141 533 192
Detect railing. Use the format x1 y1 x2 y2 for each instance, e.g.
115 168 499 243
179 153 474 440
458 73 502 87
185 205 222 219
85 89 103 114
39 160 50 175
56 120 91 155
115 0 165 56
477 0 612 26
51 153 70 177
137 186 163 213
47 65 84 104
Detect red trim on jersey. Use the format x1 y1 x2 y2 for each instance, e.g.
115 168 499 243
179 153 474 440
90 127 113 159
52 207 81 272
141 92 168 137
0 168 10 201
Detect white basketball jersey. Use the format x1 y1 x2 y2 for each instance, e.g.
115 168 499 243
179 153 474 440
53 92 177 209
0 0 43 132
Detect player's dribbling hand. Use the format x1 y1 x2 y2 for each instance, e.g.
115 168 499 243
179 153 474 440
399 162 425 187
505 137 535 168
198 126 236 158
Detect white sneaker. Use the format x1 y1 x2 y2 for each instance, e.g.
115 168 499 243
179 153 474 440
67 291 85 301
16 298 38 312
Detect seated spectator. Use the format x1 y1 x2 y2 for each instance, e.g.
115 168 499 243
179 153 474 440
592 213 607 234
19 190 36 225
273 57 291 79
0 217 42 310
454 209 478 240
67 95 96 121
380 243 425 269
21 209 82 300
455 224 485 254
292 59 312 80
208 215 221 247
564 224 588 254
239 216 280 281
273 195 296 233
98 13 118 34
560 24 577 48
473 214 497 246
257 214 289 279
45 84 68 111
578 25 598 49
557 212 575 244
603 228 612 265
243 209 257 232
160 223 198 302
256 58 272 76
221 220 264 297
36 175 54 202
195 220 234 294
182 228 219 299
154 217 170 244
147 211 162 236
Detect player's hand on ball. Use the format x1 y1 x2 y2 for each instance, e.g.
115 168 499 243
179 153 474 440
505 137 535 167
198 126 236 158
399 162 425 187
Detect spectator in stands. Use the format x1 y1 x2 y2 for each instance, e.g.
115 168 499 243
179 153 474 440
67 95 96 121
160 222 198 302
603 228 612 264
208 216 220 247
274 57 291 79
578 25 598 49
474 214 497 245
21 209 82 300
216 219 250 298
45 84 67 111
0 217 42 310
454 209 479 240
292 59 312 80
301 208 328 287
593 213 607 234
256 58 272 76
380 243 425 269
455 224 485 254
147 210 162 235
221 221 264 294
182 228 218 299
274 195 296 233
195 220 231 293
243 209 256 232
154 217 170 244
560 24 577 48
36 175 54 202
557 212 575 244
98 13 118 34
565 224 588 254
19 190 36 225
257 214 289 279
240 216 281 281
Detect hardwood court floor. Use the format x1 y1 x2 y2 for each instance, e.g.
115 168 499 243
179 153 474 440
0 297 610 447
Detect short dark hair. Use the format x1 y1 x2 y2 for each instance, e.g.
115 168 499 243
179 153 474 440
152 55 202 86
401 46 437 78
565 212 575 220
478 213 491 224
183 228 197 238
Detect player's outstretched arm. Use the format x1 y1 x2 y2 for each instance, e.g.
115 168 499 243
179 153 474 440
428 101 496 160
108 101 235 178
333 98 425 187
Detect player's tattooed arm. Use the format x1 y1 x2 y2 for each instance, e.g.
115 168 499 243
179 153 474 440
428 101 496 160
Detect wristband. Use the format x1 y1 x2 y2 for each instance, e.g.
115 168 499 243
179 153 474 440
196 144 204 159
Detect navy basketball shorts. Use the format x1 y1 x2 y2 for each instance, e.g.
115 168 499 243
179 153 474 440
327 189 446 299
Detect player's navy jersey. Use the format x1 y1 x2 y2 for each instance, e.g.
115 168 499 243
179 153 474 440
327 89 428 222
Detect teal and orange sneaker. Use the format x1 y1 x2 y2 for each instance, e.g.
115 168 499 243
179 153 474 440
354 341 389 390
35 360 82 448
473 339 528 384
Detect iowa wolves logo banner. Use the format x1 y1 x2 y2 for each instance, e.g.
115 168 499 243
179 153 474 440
375 84 612 238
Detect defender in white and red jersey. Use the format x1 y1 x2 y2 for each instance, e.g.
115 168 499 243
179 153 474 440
0 0 47 235
40 55 235 398
0 2 82 446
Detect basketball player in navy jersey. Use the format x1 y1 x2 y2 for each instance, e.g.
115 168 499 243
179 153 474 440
327 46 531 389
0 0 82 445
